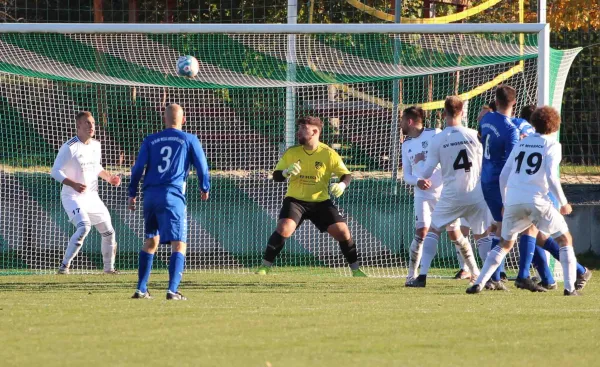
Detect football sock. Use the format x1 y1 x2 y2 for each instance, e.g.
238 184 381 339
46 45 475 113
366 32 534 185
408 236 424 278
339 238 359 267
542 237 586 276
263 232 286 263
456 245 466 270
475 246 507 286
532 246 555 285
453 236 479 276
559 246 577 292
137 250 154 293
62 220 91 268
490 236 503 282
419 232 439 275
517 235 536 279
168 252 186 293
476 236 492 263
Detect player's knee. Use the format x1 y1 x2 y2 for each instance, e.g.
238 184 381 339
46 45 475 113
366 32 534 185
555 232 572 247
276 219 296 238
171 241 187 255
327 222 351 241
415 227 428 239
74 220 92 242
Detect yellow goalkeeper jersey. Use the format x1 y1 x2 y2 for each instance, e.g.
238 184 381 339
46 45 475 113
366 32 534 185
275 142 351 202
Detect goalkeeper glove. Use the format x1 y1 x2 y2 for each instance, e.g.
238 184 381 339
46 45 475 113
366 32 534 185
329 182 346 198
283 161 301 178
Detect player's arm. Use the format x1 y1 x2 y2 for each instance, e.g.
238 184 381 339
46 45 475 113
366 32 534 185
273 150 300 182
499 148 516 203
128 138 149 199
51 144 87 193
190 137 211 200
98 169 121 187
402 146 418 186
546 144 570 214
420 136 440 179
505 125 519 156
329 150 352 198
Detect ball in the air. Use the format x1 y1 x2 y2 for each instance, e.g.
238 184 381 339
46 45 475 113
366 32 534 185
177 55 199 78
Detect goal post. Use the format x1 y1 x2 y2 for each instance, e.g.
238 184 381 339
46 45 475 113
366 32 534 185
0 22 577 277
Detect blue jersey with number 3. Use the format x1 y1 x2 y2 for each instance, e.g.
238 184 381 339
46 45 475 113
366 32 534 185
128 128 210 198
479 112 519 185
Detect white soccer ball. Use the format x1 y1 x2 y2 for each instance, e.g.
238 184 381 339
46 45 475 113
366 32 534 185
177 55 199 78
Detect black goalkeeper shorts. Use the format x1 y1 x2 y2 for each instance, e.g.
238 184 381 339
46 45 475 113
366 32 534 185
278 197 346 233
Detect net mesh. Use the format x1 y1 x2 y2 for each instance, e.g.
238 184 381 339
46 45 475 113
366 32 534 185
0 32 578 277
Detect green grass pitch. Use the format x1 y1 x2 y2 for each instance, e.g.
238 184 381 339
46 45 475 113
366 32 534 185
0 272 598 367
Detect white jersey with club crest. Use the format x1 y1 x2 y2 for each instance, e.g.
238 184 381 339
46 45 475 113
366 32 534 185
424 126 484 206
402 128 443 200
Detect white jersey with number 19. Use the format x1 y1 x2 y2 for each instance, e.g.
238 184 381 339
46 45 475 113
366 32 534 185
424 126 484 206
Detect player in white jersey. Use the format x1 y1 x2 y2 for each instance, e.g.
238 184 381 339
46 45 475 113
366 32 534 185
51 111 122 274
467 106 581 295
407 97 489 287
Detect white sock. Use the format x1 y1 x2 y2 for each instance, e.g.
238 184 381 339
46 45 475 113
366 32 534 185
477 236 492 263
408 236 424 279
419 232 439 275
475 246 507 286
559 246 577 292
101 231 117 272
62 220 91 267
454 236 479 277
456 246 466 270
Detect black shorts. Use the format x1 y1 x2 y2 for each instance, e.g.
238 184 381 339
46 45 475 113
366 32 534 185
279 197 346 233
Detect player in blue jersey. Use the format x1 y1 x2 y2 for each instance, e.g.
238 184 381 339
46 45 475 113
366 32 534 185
128 104 210 300
513 105 592 291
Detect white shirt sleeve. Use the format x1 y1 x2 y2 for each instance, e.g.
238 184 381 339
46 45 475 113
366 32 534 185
499 148 516 203
546 143 568 207
402 145 419 186
421 135 440 179
96 143 104 177
51 144 71 183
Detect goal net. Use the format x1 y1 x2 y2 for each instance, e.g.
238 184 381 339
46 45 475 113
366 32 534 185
0 26 580 276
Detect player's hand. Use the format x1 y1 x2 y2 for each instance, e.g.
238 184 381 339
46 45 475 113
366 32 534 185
414 152 425 164
283 162 301 178
109 175 121 187
417 179 431 190
128 197 136 211
560 204 572 215
329 182 346 198
200 191 209 201
71 182 87 193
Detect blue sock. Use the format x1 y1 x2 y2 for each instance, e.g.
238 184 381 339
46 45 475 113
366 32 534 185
168 252 186 293
137 251 154 293
532 246 555 285
490 237 502 282
517 235 536 279
542 237 586 276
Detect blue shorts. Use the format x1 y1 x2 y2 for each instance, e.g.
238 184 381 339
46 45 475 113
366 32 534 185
482 182 503 223
143 189 188 244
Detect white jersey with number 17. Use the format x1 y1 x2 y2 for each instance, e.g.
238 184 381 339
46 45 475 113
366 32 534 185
424 126 484 206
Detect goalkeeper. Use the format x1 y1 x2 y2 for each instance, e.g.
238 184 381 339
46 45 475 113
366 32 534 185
256 116 366 277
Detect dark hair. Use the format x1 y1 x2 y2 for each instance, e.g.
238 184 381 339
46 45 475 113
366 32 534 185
487 100 497 112
530 106 561 135
520 105 536 122
495 85 517 108
402 106 425 124
444 96 464 118
297 116 323 130
76 111 93 122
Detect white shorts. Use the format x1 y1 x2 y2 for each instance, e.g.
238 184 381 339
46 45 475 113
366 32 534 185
415 197 459 231
431 199 489 235
61 193 111 226
501 202 569 241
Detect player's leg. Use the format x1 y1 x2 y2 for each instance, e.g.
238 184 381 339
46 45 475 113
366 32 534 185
258 197 303 274
316 200 365 277
89 197 118 273
167 240 187 300
133 196 160 299
453 222 472 280
159 192 189 300
447 227 480 282
514 225 548 292
468 204 533 293
535 205 582 295
408 197 433 282
482 184 506 284
536 231 591 290
59 197 92 274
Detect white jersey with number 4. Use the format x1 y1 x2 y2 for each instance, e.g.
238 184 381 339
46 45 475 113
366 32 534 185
402 128 443 200
424 126 484 206
501 133 568 207
51 136 104 197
